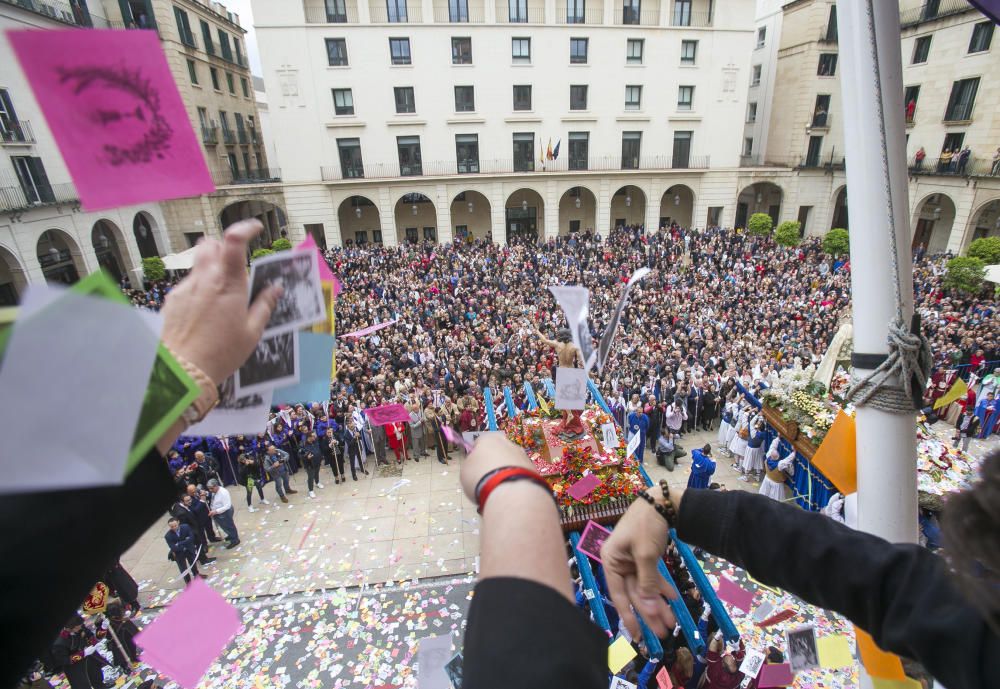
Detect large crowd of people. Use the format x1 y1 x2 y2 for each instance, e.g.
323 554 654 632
142 225 1000 547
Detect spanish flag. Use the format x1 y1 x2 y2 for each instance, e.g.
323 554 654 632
546 138 553 160
933 377 968 410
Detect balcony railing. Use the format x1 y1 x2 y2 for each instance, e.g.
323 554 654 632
797 153 845 170
1 120 36 144
900 0 972 29
221 128 237 145
910 155 999 177
671 10 713 27
237 128 249 144
320 155 710 180
2 0 110 27
108 20 158 32
369 5 423 22
557 7 603 24
0 182 77 212
214 168 282 186
248 127 260 145
432 4 486 22
303 1 359 23
613 8 659 25
496 6 546 22
201 125 219 145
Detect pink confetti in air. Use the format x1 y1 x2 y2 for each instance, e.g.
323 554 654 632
717 575 755 614
9 29 213 210
442 426 474 452
134 579 241 689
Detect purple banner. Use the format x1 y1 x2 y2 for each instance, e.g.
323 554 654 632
364 403 411 426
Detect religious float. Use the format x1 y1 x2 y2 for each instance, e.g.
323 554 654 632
482 379 740 682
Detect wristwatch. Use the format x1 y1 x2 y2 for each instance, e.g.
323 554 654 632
166 346 220 428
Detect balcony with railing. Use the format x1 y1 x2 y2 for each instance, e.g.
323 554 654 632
809 112 832 130
613 7 659 25
557 5 604 24
237 128 249 144
900 0 973 29
2 0 109 27
108 20 158 32
248 127 260 145
369 1 423 22
1 120 36 145
201 125 219 145
432 1 486 22
231 168 282 184
320 154 710 180
0 181 77 212
496 3 545 22
670 9 712 27
797 152 845 170
910 154 998 177
303 0 360 22
221 128 236 145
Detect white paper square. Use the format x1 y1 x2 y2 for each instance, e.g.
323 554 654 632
0 287 159 493
555 366 588 410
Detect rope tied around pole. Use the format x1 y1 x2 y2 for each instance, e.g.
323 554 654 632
845 317 932 413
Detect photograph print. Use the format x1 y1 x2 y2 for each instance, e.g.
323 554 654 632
248 248 325 334
785 625 820 673
235 330 300 396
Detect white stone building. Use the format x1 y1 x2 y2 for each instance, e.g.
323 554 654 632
252 0 758 246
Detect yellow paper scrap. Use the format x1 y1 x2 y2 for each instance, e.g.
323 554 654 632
817 634 853 669
870 678 922 689
608 635 637 673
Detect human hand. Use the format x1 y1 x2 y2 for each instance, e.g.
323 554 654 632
459 432 534 502
161 220 283 385
601 488 680 639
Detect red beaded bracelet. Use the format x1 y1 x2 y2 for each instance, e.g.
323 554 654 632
476 466 555 514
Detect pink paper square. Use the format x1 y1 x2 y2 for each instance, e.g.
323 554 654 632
296 235 338 283
9 29 214 210
577 520 612 562
656 666 674 689
757 663 794 688
717 575 755 613
134 579 241 689
567 473 603 500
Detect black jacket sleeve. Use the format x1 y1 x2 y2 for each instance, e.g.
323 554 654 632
463 577 607 689
676 489 997 689
0 450 176 687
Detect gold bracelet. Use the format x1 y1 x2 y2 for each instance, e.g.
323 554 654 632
165 345 219 428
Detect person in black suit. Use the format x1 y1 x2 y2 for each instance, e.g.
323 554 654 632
183 484 220 543
164 518 202 584
170 495 215 566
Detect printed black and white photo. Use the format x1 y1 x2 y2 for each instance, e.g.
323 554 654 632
217 373 264 410
235 330 300 395
248 248 324 334
785 625 819 673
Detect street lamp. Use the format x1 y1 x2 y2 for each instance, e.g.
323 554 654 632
674 194 680 206
412 204 418 216
521 199 528 211
625 194 632 207
355 207 362 218
468 201 474 213
575 197 581 209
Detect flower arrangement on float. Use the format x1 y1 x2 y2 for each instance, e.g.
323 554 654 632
501 405 646 509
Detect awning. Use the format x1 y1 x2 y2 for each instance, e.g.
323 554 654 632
161 247 197 271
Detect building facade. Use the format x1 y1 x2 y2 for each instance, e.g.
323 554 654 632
252 0 761 247
746 0 1000 254
0 1 172 305
96 0 288 252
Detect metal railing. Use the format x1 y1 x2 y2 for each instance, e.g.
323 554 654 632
910 155 1000 177
432 4 486 22
320 155 710 180
900 0 972 28
557 7 603 24
797 153 845 170
303 1 359 23
108 19 158 32
0 120 36 144
671 9 712 27
369 5 423 22
221 128 237 145
201 125 219 145
237 128 249 144
248 127 260 145
496 5 546 22
0 182 77 212
215 168 282 186
1 0 109 27
613 8 659 25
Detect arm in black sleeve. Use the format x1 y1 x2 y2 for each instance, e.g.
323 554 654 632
0 450 176 687
463 577 607 689
676 489 997 689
